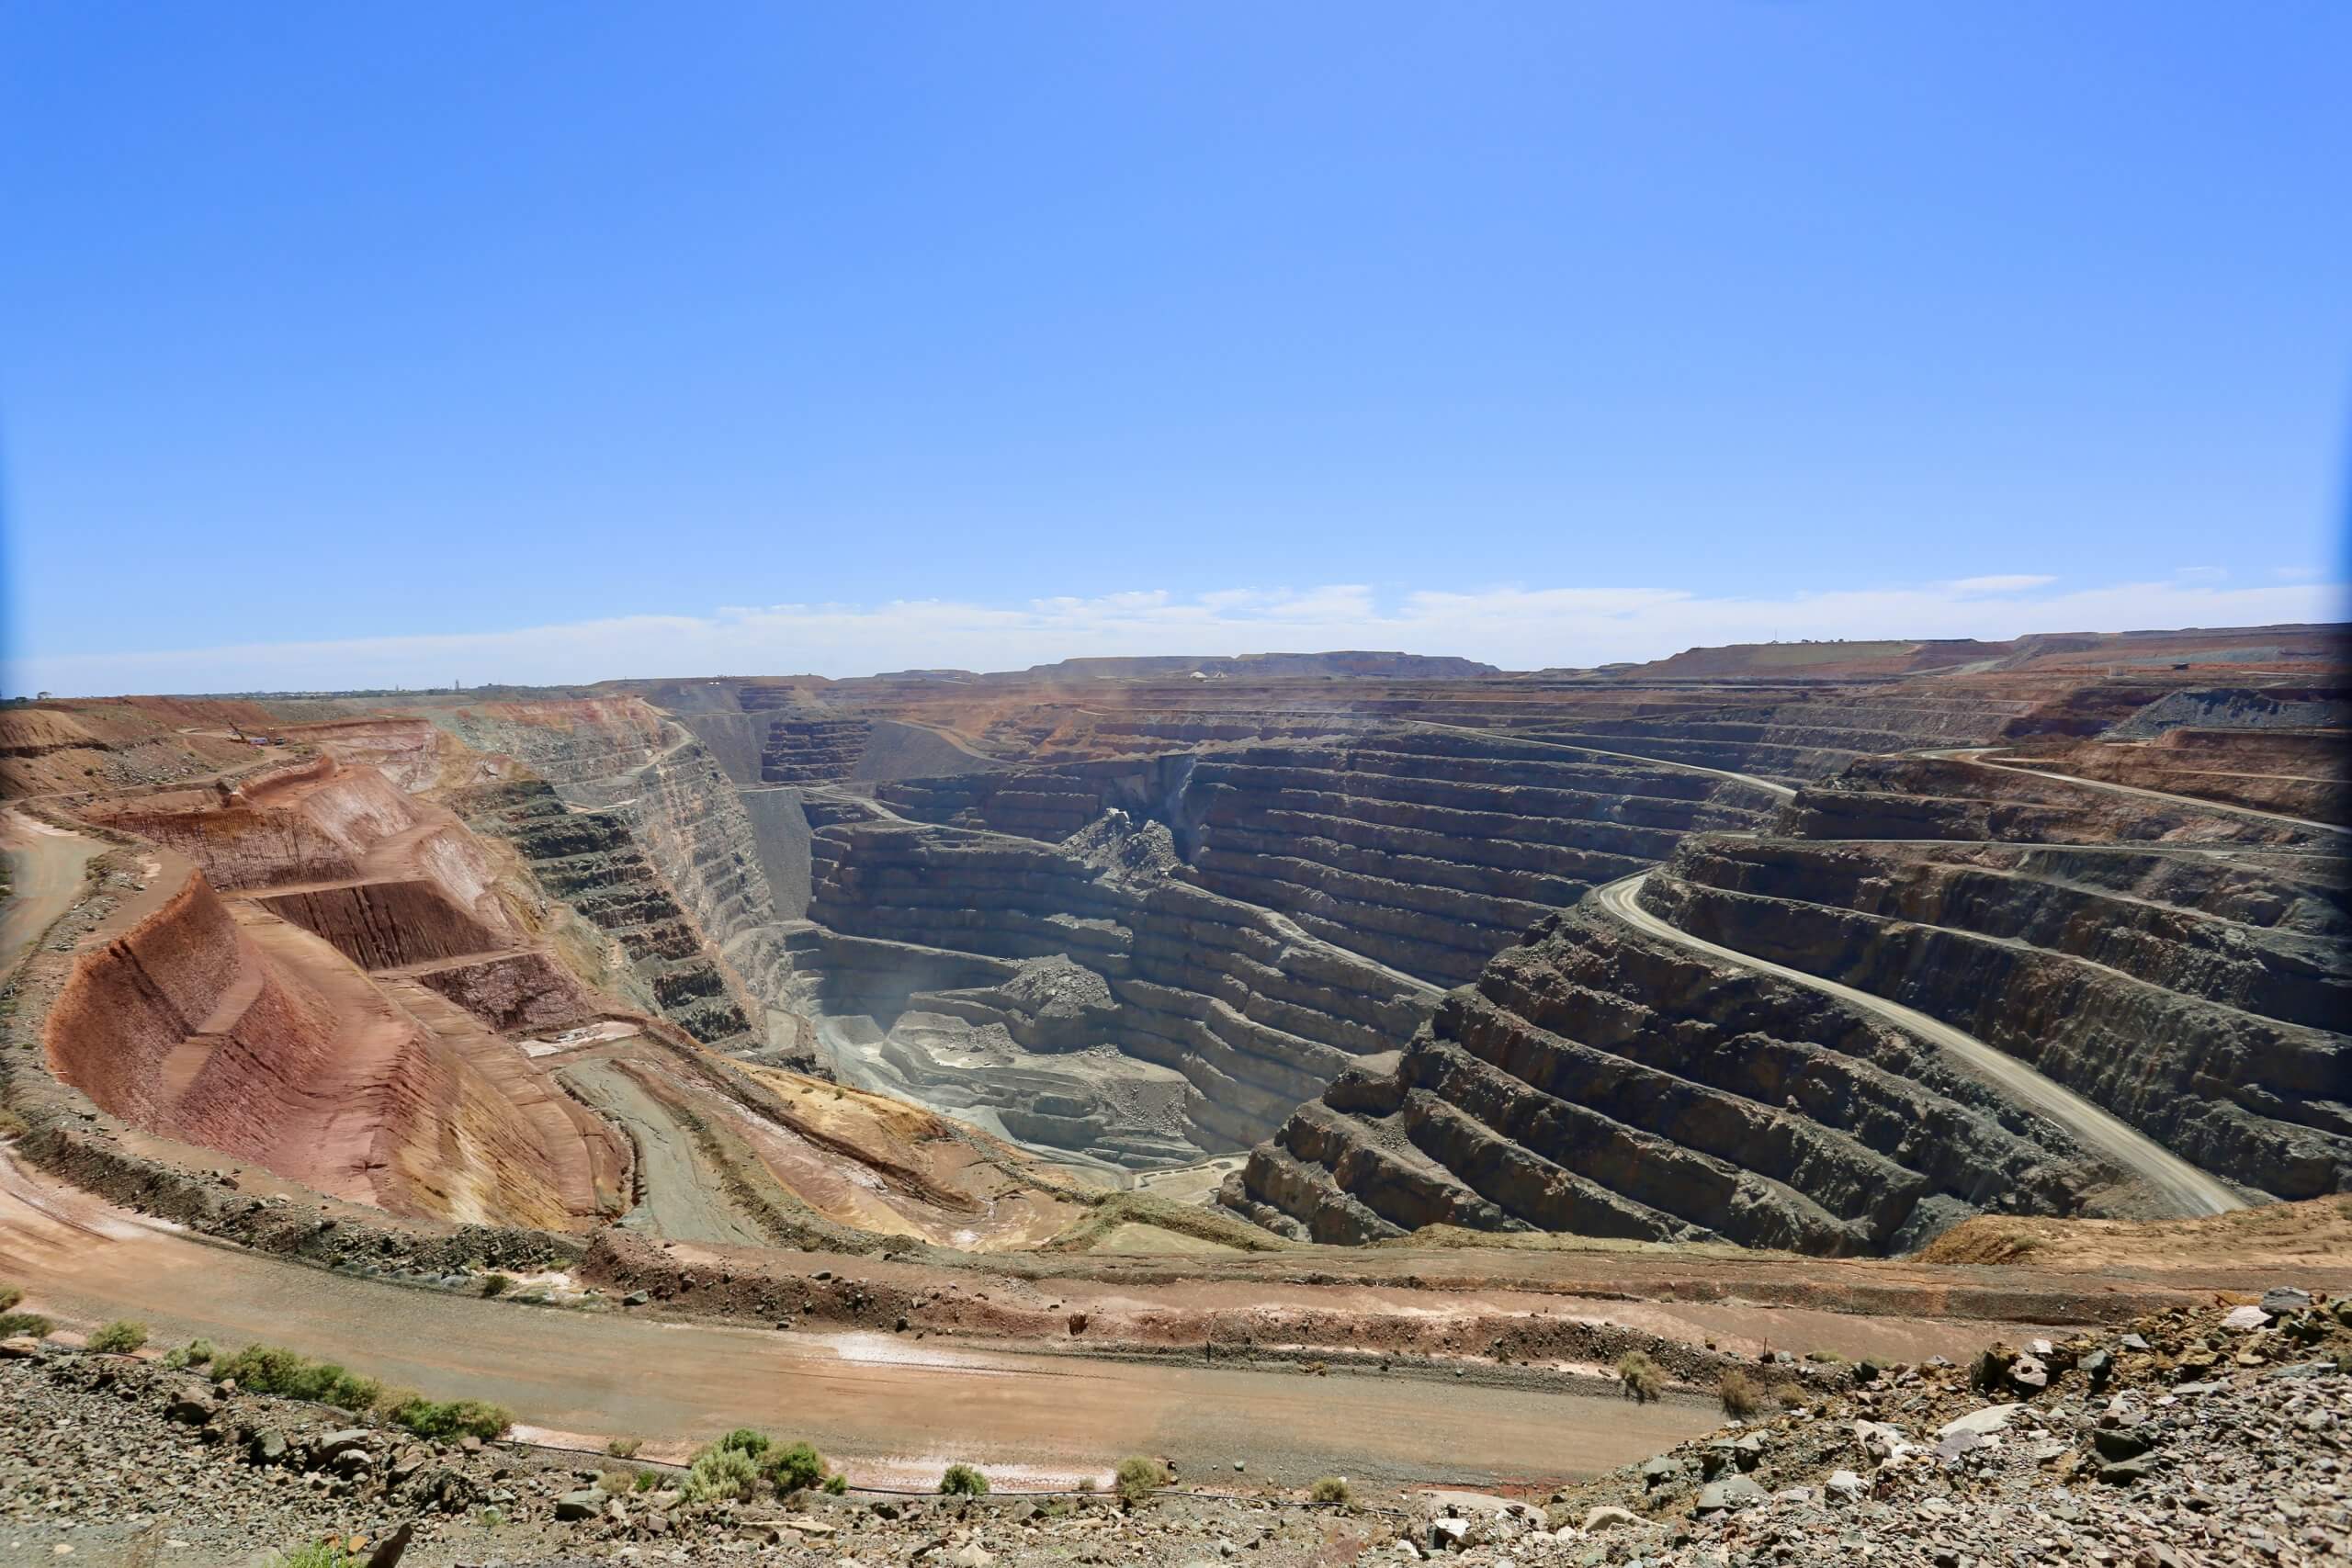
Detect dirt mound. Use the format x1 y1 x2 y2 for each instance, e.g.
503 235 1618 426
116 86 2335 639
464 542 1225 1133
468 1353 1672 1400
1919 1194 2352 1270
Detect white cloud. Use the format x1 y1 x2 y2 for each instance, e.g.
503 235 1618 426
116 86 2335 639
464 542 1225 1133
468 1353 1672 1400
1949 574 2057 595
10 575 2347 697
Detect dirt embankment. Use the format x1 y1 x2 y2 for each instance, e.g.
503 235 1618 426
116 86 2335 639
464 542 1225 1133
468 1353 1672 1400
1920 1193 2352 1269
23 759 635 1231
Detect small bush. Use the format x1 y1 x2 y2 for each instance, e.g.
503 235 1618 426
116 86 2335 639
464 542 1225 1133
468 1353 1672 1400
0 1284 20 1312
822 1472 848 1495
596 1470 634 1495
0 1109 29 1139
766 1439 825 1495
939 1462 989 1496
1614 1350 1664 1404
717 1427 771 1460
635 1470 659 1493
274 1542 357 1568
386 1396 511 1442
606 1436 641 1459
480 1274 513 1298
0 1313 54 1339
212 1346 381 1412
1114 1456 1169 1504
681 1445 761 1504
1075 1476 1097 1494
88 1320 148 1354
1719 1369 1764 1418
1309 1475 1351 1506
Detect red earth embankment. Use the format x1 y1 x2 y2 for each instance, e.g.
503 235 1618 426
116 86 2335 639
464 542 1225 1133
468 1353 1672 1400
40 816 628 1228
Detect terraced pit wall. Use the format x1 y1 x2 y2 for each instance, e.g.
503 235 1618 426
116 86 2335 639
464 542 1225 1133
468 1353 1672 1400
1638 769 2352 1198
1226 900 2086 1254
876 729 1781 987
797 814 1438 1155
40 775 629 1228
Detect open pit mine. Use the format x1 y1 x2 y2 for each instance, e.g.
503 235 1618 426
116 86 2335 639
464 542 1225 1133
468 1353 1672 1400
2 624 2347 1561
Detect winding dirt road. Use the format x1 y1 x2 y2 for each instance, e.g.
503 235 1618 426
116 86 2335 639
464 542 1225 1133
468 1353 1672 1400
0 1155 1718 1489
1592 873 2245 1219
0 807 100 979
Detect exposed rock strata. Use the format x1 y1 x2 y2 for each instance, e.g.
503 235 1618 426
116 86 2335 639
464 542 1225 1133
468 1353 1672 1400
1227 902 2084 1251
797 809 1439 1160
1231 739 2351 1249
877 729 1781 987
446 779 754 1047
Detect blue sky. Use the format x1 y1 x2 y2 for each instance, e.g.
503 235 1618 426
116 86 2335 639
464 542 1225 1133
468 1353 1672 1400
4 3 2346 694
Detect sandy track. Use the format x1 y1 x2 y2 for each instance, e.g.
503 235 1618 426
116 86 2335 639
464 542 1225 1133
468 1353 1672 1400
0 1156 1716 1488
557 1057 774 1246
1593 873 2244 1219
0 808 101 978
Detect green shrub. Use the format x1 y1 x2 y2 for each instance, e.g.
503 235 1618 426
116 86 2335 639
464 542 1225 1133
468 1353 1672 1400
765 1439 825 1495
0 1313 54 1339
1718 1368 1764 1418
274 1542 358 1568
1114 1456 1169 1504
717 1427 771 1459
681 1445 760 1504
212 1346 381 1412
0 1284 20 1312
1309 1475 1351 1506
822 1472 848 1495
480 1274 513 1298
387 1396 511 1442
939 1463 989 1496
88 1320 148 1354
605 1436 641 1460
1615 1350 1664 1404
635 1469 660 1493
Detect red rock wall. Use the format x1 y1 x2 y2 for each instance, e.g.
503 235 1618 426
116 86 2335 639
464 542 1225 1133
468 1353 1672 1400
41 873 250 1122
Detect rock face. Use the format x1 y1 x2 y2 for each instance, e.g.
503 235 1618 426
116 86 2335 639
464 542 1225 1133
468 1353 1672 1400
1642 760 2352 1200
2107 682 2349 738
416 696 838 1057
775 725 1793 1166
1226 901 2084 1249
796 807 1439 1159
761 715 875 784
44 757 629 1227
1237 733 2350 1250
876 729 1781 987
446 777 756 1048
1525 684 2043 786
2002 724 2349 825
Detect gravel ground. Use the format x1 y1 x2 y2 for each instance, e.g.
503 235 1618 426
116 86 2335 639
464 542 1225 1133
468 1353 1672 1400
0 1287 2344 1567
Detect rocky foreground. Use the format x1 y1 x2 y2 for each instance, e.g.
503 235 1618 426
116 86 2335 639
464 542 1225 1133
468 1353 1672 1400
0 1289 2346 1566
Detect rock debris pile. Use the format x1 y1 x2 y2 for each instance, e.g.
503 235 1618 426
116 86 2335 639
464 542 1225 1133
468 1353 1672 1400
2 1291 2345 1564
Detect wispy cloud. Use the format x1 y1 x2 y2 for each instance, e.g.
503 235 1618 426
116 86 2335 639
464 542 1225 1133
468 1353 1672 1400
10 574 2346 696
1949 574 2057 595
